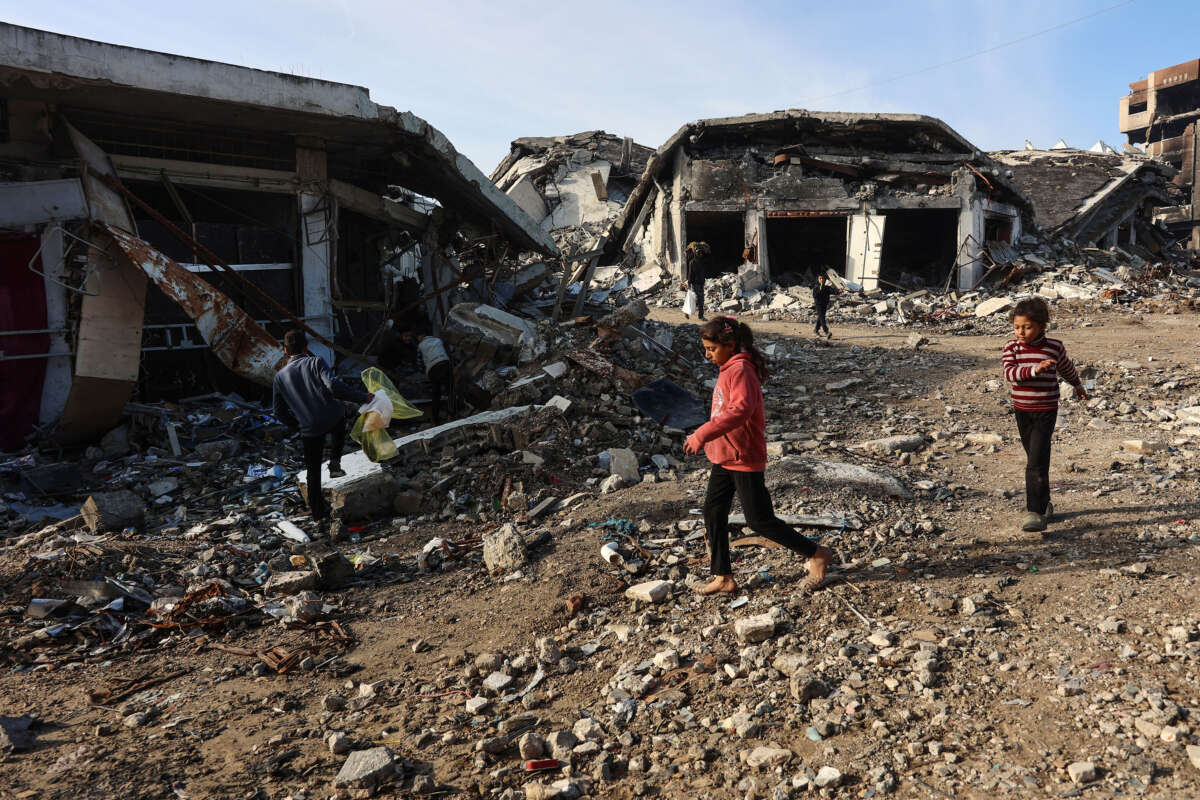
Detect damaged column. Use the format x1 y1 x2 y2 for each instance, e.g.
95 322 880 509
297 145 336 363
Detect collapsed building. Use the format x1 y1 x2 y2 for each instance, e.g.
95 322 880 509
991 147 1177 256
1119 57 1200 246
490 131 655 255
600 110 1032 293
0 23 555 451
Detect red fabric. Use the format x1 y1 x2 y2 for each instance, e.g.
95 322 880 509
692 352 767 472
1002 336 1081 412
0 234 48 451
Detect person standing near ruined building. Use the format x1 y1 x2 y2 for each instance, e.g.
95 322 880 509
1002 297 1086 533
683 241 711 321
684 317 834 594
812 273 838 339
272 330 372 526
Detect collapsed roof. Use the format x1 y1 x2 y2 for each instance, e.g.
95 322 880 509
991 148 1176 245
0 23 556 254
490 131 655 252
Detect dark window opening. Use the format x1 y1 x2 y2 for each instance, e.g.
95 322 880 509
0 98 9 144
685 210 744 276
765 215 846 286
606 176 637 206
125 180 300 401
1128 101 1148 114
1117 221 1133 246
984 214 1013 243
879 209 959 287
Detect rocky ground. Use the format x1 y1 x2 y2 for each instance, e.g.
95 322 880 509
2 303 1200 800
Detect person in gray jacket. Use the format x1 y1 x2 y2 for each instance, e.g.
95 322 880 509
272 330 371 523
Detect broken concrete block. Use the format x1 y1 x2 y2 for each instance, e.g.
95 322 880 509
263 571 319 596
734 614 777 644
506 175 548 223
745 745 793 768
607 447 640 483
625 580 672 603
0 716 34 752
193 438 240 460
598 298 650 329
511 261 550 298
483 524 527 573
1067 761 1097 784
283 590 324 622
81 490 146 533
631 269 662 296
1122 439 1165 454
768 294 796 309
482 671 514 695
544 395 572 414
393 491 425 515
825 378 863 391
966 432 1003 446
859 434 926 454
738 264 766 292
443 302 544 364
300 463 399 521
974 297 1013 317
1186 743 1200 770
333 747 396 795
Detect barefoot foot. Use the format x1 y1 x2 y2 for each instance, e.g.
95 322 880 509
699 575 738 595
801 546 835 590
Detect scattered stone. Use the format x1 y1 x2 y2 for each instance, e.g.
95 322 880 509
328 731 351 754
625 580 672 603
814 766 843 788
483 524 528 573
333 747 396 795
0 716 34 752
734 614 777 644
1067 761 1097 784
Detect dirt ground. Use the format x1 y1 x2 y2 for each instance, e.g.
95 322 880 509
3 305 1199 799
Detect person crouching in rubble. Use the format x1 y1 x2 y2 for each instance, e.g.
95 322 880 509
683 317 834 594
401 326 456 424
272 330 372 527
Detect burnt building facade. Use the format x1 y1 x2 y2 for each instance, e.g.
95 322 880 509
608 110 1031 292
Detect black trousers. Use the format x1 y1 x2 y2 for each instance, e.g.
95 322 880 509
690 280 705 318
1015 409 1056 514
703 464 819 575
814 305 830 335
301 416 346 520
428 361 455 424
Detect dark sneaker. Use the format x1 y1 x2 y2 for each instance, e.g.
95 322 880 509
328 464 346 478
1021 511 1046 532
1043 502 1054 524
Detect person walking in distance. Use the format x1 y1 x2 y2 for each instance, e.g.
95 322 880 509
813 272 838 339
684 317 834 594
272 330 372 526
1001 297 1086 533
684 241 711 321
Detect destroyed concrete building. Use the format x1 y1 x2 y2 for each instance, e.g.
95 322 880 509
490 131 655 254
1119 57 1200 246
602 110 1032 293
0 23 555 450
991 147 1176 255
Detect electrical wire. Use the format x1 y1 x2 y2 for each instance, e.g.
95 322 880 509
806 0 1137 103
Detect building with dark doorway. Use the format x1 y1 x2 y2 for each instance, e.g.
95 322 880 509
606 110 1031 292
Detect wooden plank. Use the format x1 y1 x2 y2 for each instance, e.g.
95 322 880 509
590 171 608 201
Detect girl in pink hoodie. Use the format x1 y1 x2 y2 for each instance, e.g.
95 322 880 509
684 317 833 595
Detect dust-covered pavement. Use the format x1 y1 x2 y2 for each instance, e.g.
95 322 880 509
2 306 1200 800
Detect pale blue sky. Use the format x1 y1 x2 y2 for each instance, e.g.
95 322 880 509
3 1 1196 172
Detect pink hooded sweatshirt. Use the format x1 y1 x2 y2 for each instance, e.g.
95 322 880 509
691 352 767 472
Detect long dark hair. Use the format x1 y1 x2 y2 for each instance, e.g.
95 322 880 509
699 316 769 382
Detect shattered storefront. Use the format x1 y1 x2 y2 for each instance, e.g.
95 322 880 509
0 23 554 450
606 110 1032 292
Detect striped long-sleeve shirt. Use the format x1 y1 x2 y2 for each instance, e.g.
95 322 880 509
1001 336 1081 412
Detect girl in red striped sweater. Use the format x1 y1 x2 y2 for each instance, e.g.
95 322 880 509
1002 297 1087 532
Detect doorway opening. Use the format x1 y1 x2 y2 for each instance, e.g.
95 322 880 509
879 209 958 287
764 214 846 286
684 210 744 276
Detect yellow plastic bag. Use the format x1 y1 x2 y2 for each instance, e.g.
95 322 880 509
350 367 423 462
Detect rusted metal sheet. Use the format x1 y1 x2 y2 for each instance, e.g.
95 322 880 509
99 222 286 386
